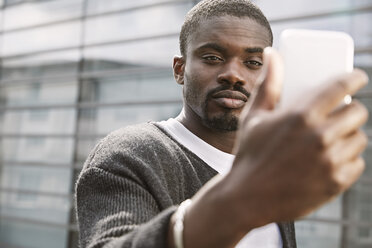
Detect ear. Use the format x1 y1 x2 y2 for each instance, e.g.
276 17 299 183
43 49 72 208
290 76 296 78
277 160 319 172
173 55 185 85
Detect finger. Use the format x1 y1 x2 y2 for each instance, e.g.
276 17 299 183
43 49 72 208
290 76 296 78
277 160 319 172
321 100 369 145
335 157 365 193
247 47 284 114
310 69 368 117
327 130 368 165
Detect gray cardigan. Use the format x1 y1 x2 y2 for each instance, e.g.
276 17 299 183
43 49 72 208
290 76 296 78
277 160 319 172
75 122 296 248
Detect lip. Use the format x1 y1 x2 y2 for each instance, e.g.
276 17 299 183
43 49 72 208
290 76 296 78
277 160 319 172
212 90 248 102
211 90 249 109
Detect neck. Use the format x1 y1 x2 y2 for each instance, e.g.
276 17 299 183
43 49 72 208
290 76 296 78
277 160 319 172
176 108 237 154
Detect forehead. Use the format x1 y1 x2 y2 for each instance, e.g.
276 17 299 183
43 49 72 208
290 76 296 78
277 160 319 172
187 16 272 54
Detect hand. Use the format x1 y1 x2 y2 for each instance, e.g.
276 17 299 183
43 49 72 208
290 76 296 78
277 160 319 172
168 48 369 248
229 47 369 227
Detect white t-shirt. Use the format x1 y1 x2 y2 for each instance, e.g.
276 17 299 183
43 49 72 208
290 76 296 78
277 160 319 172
158 118 282 248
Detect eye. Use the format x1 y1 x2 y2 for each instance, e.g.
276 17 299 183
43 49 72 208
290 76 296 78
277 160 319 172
244 60 263 69
202 55 223 63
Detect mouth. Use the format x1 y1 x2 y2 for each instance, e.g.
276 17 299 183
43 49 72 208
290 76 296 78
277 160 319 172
211 90 249 109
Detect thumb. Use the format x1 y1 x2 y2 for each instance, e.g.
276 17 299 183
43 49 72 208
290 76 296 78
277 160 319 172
248 47 284 113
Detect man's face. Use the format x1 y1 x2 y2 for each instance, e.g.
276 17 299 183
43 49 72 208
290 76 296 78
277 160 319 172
177 16 272 131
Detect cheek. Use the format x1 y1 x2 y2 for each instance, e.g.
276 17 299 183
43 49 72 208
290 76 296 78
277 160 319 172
184 63 217 92
244 69 264 91
183 72 203 102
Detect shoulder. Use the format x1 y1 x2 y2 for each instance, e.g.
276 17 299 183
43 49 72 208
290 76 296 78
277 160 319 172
77 122 216 203
103 122 169 150
82 122 182 172
102 122 181 156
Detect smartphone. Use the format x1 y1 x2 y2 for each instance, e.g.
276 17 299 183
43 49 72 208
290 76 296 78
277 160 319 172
279 29 354 107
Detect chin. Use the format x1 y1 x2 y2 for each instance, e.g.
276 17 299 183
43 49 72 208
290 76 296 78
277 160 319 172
203 112 239 131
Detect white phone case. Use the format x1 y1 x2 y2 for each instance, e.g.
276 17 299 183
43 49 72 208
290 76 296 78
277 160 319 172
279 29 354 107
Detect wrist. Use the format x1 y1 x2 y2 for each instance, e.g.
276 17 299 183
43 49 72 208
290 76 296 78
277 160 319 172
224 163 272 229
184 175 249 248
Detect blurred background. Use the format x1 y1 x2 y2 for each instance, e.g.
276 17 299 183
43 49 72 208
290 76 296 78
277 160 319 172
0 0 371 247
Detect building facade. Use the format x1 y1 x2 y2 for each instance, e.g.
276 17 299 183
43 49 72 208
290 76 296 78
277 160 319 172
0 0 371 247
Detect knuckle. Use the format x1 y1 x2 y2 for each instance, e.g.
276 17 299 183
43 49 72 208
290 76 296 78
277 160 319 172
321 154 336 176
359 131 369 148
325 178 342 197
313 129 328 149
288 110 312 129
336 77 350 93
323 151 337 168
322 164 342 196
306 127 328 150
326 158 366 197
355 157 366 173
360 103 369 122
288 110 328 148
350 131 369 153
352 100 369 120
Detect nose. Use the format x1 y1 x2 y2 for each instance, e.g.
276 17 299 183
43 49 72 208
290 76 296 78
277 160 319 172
217 59 246 86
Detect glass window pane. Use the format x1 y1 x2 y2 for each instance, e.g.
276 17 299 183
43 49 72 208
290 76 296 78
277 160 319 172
307 196 343 220
0 220 68 248
355 54 372 93
3 0 83 31
347 182 372 223
362 142 372 180
254 0 372 20
78 104 182 135
1 138 75 164
76 137 102 163
355 54 372 68
81 73 181 103
0 111 4 131
83 37 179 72
5 0 23 5
344 226 372 248
256 0 349 19
2 21 81 56
351 0 372 8
350 13 372 48
359 98 372 130
343 182 372 247
1 50 80 80
271 15 351 48
86 0 183 15
84 3 192 45
1 109 77 135
0 11 3 31
0 81 78 106
1 165 72 195
295 220 341 247
271 13 372 48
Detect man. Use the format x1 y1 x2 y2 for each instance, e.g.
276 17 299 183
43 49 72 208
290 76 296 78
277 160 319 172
75 0 369 247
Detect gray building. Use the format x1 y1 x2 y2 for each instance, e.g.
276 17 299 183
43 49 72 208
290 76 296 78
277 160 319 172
0 0 371 247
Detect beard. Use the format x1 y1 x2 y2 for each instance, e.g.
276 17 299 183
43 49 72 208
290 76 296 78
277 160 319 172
202 109 239 131
185 82 250 132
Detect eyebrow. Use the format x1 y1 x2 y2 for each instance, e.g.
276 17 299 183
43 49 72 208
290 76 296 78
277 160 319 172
196 43 264 54
245 47 264 53
196 43 227 53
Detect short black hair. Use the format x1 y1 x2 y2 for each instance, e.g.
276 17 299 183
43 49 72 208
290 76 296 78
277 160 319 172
179 0 273 56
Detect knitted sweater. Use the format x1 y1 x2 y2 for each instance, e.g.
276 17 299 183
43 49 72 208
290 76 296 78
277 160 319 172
75 122 297 248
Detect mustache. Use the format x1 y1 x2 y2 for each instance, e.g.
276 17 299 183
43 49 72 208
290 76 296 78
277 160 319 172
206 84 251 99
